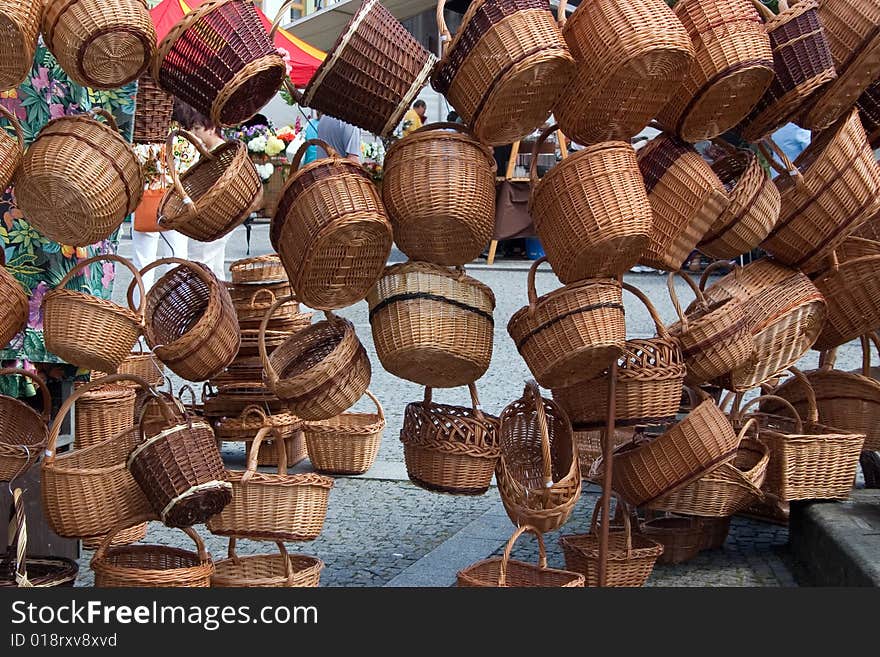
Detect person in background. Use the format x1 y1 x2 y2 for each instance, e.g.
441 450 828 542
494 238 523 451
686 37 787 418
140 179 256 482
301 111 321 165
316 113 361 162
767 122 811 178
402 99 427 137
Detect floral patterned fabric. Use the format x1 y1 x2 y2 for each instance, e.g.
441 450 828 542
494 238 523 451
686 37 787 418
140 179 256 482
0 44 137 397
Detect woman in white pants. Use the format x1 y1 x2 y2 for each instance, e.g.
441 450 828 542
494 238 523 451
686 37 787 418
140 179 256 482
131 228 189 293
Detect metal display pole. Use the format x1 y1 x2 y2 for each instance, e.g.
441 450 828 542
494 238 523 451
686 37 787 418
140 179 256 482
597 358 618 587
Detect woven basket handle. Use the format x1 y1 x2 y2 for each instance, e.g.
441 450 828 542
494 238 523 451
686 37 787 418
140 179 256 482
786 367 819 423
589 493 633 558
363 390 385 422
621 281 671 339
259 294 299 385
666 270 708 333
526 256 550 311
239 404 269 426
758 137 804 186
164 129 215 218
522 380 554 488
177 384 198 410
423 383 485 420
127 257 216 320
737 394 805 433
0 368 52 422
88 107 120 134
92 512 157 562
56 254 146 318
529 123 560 186
698 259 740 293
243 426 288 482
557 0 569 25
499 525 546 586
0 104 25 153
45 373 155 463
4 488 30 586
250 288 277 308
291 138 339 170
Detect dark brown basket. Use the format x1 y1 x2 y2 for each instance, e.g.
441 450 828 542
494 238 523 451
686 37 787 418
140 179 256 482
857 78 880 149
133 73 174 144
0 368 50 483
640 514 703 565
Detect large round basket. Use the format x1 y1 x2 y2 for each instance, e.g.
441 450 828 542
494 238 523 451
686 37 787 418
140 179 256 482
0 0 41 91
507 257 625 389
639 513 703 565
42 0 155 90
400 384 500 495
212 540 323 588
304 390 385 475
0 250 28 350
158 129 262 242
530 126 651 282
553 0 694 145
381 123 496 266
43 255 144 374
367 262 495 388
0 369 50 483
133 73 174 144
432 0 574 145
0 104 24 192
73 383 136 450
15 109 144 247
656 0 774 142
153 0 286 127
273 139 392 310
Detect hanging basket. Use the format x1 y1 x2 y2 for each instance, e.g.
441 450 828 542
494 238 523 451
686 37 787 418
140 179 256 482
207 427 334 542
273 138 392 310
552 282 685 430
458 525 585 587
42 0 155 90
0 104 24 192
230 254 287 285
158 129 262 242
637 132 729 271
203 383 288 420
212 539 323 588
304 390 385 475
381 123 496 266
0 250 27 350
0 368 50 483
553 0 695 146
507 257 625 389
759 109 880 273
656 0 774 142
133 73 174 145
699 144 781 260
153 0 286 127
15 109 144 247
0 0 41 91
496 381 581 534
529 125 652 282
432 0 574 145
80 522 148 552
560 495 663 587
367 262 495 388
109 345 165 388
400 384 500 495
234 289 305 330
138 258 241 382
73 383 136 450
639 513 703 565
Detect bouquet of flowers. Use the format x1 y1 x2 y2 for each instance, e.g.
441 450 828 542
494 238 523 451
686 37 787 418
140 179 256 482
276 125 299 145
361 140 385 182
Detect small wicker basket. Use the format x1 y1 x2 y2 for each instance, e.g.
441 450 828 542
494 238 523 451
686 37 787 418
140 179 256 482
73 383 136 450
0 250 28 350
230 254 287 285
639 513 703 565
133 73 174 145
212 539 323 588
0 104 24 192
304 390 385 475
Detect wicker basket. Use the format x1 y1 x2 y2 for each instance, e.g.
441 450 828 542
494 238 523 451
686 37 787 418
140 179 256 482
128 395 231 528
230 254 287 285
591 388 740 507
41 375 155 539
382 123 496 266
15 109 144 247
552 282 685 430
760 109 880 273
458 525 585 587
640 513 703 565
496 381 581 533
857 79 880 149
799 0 880 131
139 258 241 382
0 0 41 91
697 516 732 550
1 489 77 588
80 522 148 552
260 300 370 421
367 262 495 388
73 383 136 450
699 145 781 259
92 518 214 587
0 250 27 350
290 0 434 136
245 430 308 468
153 0 286 127
203 383 289 420
207 427 334 541
273 138 392 310
304 390 385 475
657 0 774 142
573 428 635 479
0 369 50 483
400 384 500 495
637 132 729 271
667 270 754 387
43 255 144 374
232 287 301 324
212 539 323 588
529 126 651 282
215 405 301 443
158 129 262 242
507 257 625 389
432 0 573 145
0 104 24 192
114 346 165 388
553 0 695 146
42 0 155 90
133 73 173 145
560 495 663 587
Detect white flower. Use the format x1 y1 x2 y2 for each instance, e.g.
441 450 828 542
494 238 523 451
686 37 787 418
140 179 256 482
249 135 268 153
255 162 275 181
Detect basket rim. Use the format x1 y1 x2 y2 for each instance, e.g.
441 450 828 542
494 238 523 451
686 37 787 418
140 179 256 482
154 0 239 74
373 261 497 307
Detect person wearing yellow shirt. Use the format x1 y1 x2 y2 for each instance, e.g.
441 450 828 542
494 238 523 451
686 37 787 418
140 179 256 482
401 100 426 137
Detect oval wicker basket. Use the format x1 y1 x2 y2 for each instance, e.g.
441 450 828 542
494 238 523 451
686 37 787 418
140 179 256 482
0 104 24 192
304 390 385 475
133 73 174 145
158 129 262 242
215 405 301 443
0 368 50 483
42 0 155 90
657 0 774 142
432 0 574 145
382 122 496 266
73 383 136 450
212 539 323 588
15 109 144 247
273 138 392 310
553 0 695 145
530 126 651 282
153 0 286 127
80 522 148 552
367 262 495 388
230 254 287 285
43 254 144 374
400 384 500 496
507 257 626 389
637 132 729 271
245 430 308 469
0 250 29 352
639 513 703 565
0 0 41 91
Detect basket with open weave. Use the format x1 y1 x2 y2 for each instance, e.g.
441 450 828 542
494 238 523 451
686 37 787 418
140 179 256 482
0 0 41 91
0 250 27 350
72 383 136 451
304 390 385 475
212 539 323 588
0 104 24 192
0 369 50 483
